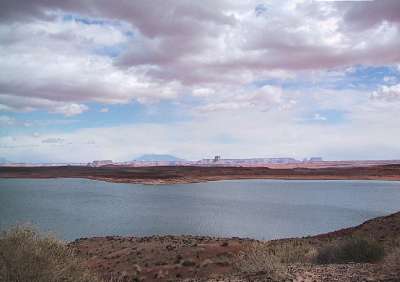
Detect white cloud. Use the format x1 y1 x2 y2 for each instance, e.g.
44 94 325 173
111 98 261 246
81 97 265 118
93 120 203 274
313 113 327 121
0 17 184 114
192 88 215 97
100 107 109 113
383 76 397 83
371 84 400 101
51 103 88 117
196 85 287 113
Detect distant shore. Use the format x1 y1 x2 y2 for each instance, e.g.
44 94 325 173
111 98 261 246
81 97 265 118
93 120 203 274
1 164 400 184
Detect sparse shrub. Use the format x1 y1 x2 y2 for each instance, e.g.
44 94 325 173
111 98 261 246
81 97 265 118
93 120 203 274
103 272 136 282
234 241 315 280
0 225 100 282
266 240 317 264
315 237 385 264
235 242 287 280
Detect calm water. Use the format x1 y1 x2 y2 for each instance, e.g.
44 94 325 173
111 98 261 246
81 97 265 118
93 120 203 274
0 178 399 241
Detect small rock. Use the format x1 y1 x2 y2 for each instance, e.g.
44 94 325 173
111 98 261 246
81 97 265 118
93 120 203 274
133 264 142 273
221 241 229 247
182 259 196 267
175 254 183 264
200 258 213 267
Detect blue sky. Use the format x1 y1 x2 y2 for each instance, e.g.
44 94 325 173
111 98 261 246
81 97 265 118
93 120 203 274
1 0 400 162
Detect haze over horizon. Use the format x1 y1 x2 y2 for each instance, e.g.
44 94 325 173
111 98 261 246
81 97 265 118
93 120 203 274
1 0 400 163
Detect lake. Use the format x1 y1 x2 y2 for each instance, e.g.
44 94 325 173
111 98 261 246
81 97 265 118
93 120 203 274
0 178 399 241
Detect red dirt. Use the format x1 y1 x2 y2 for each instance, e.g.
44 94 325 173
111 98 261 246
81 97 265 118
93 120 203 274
69 212 400 281
1 164 400 184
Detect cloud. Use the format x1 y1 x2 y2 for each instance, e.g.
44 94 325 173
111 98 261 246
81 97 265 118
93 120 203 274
371 83 400 101
51 103 88 117
0 94 90 116
196 85 287 113
2 93 400 162
100 107 109 113
0 115 34 127
0 14 184 114
0 0 399 116
192 88 215 97
313 113 327 121
337 0 400 30
41 138 64 144
383 76 397 83
0 1 400 162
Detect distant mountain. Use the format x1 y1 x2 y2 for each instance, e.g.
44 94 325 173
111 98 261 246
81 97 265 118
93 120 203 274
134 154 185 162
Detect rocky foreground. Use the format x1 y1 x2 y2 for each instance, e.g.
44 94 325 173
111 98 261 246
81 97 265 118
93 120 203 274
69 212 400 282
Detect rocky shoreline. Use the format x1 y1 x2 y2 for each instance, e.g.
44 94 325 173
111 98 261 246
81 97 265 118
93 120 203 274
69 212 400 282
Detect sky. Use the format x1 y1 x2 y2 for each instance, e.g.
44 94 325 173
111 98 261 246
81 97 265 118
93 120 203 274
0 0 400 163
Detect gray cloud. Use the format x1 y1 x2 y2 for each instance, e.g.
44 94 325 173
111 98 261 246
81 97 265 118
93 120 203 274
0 0 235 32
337 0 400 30
0 0 400 114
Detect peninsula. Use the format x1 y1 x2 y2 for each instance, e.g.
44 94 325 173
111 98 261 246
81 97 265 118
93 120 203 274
1 164 400 184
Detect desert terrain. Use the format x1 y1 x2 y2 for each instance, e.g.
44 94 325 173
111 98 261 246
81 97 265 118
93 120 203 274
70 211 400 281
1 164 400 184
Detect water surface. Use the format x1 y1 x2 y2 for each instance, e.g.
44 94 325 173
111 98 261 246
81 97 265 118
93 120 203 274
0 178 399 241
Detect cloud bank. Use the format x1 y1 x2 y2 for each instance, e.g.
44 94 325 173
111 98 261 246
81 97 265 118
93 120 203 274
0 0 400 161
1 0 399 113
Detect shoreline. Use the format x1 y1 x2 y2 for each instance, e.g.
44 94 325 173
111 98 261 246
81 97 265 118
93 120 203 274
2 175 400 185
87 174 400 184
1 164 400 185
69 211 400 281
66 210 398 246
